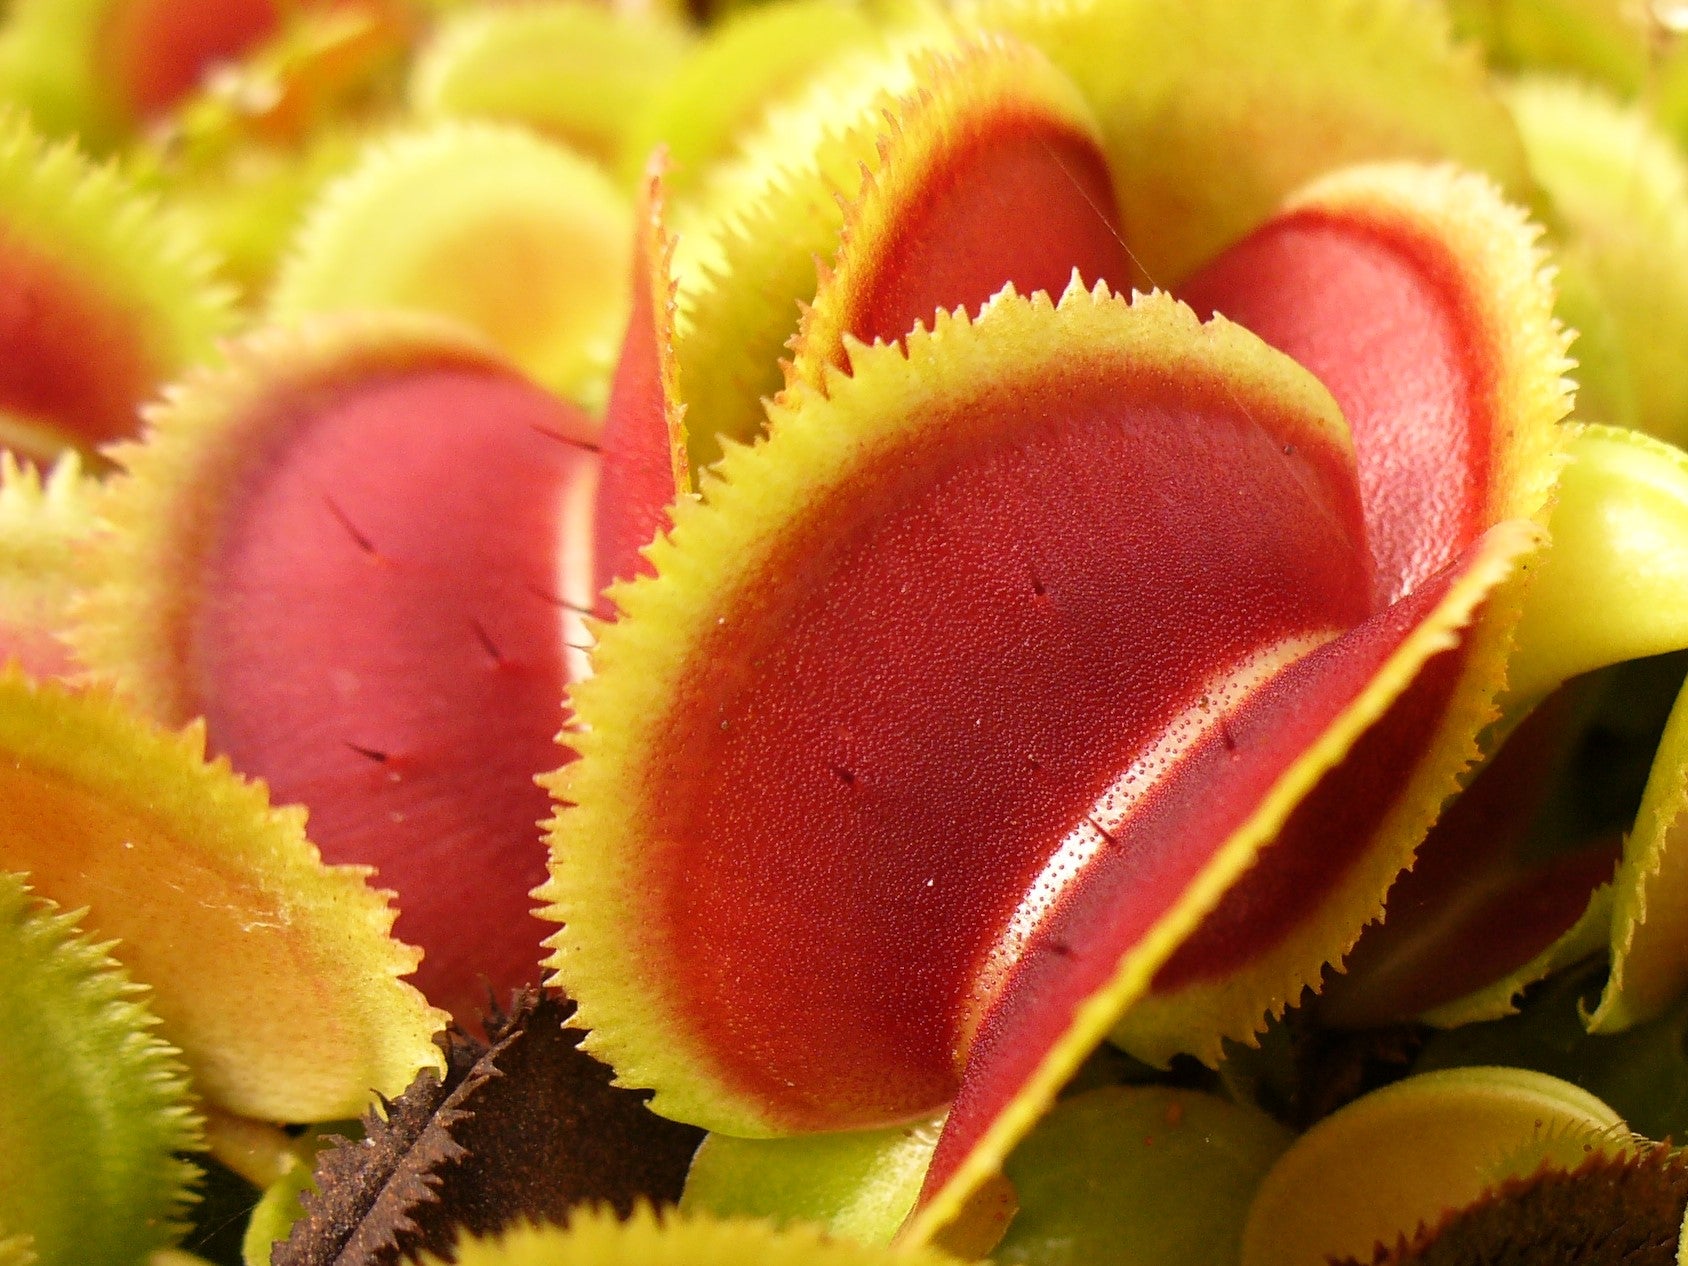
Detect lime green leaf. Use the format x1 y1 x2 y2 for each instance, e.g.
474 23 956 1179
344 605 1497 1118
239 1125 351 1266
0 870 201 1266
1448 0 1655 94
1506 77 1688 446
622 0 881 200
410 2 692 169
997 1085 1292 1266
683 1115 944 1247
1594 665 1688 1031
1509 425 1688 703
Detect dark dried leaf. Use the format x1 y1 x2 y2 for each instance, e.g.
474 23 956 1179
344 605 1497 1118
274 988 704 1266
1221 1005 1427 1132
1345 1145 1688 1266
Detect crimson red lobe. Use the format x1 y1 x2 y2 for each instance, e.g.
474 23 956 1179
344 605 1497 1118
1179 211 1496 604
1139 199 1516 1003
842 117 1130 356
0 233 158 450
922 556 1486 1202
1317 693 1623 1028
643 362 1368 1130
193 361 597 1020
592 169 684 608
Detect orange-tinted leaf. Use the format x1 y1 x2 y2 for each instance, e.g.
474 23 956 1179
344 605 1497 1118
0 673 443 1121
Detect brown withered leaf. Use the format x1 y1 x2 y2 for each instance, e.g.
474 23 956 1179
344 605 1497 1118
274 988 704 1265
1344 1145 1688 1266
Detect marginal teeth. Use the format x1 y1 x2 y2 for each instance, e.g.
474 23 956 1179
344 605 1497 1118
1239 1067 1629 1266
539 281 1374 1137
415 1204 973 1266
0 870 201 1266
624 0 886 208
0 452 100 682
0 111 231 458
672 29 956 471
74 310 603 1027
269 120 633 409
783 33 1123 405
975 0 1533 285
0 670 446 1121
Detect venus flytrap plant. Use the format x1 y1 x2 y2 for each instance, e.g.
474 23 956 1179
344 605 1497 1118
661 26 941 468
967 0 1536 287
1312 685 1624 1031
526 5 1688 1255
20 0 1688 1262
541 27 1597 1240
421 1207 970 1266
73 315 601 1024
0 111 230 464
123 5 428 306
591 156 691 603
1315 418 1688 1032
680 1083 1293 1259
0 658 459 1266
1350 1147 1688 1265
0 0 293 150
170 1 419 151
